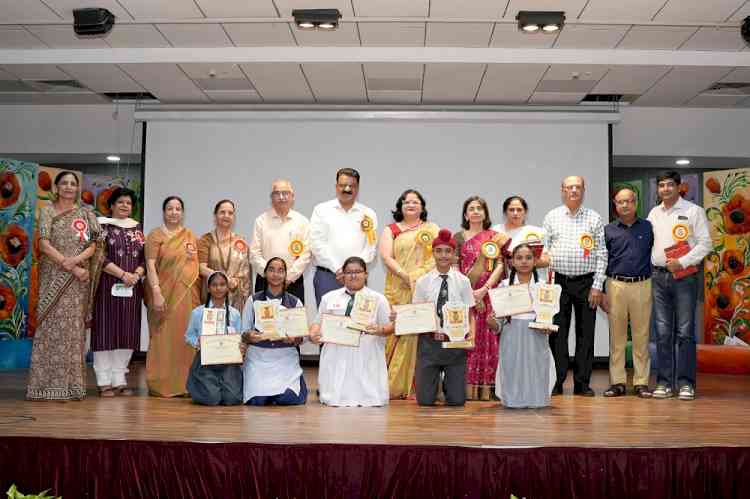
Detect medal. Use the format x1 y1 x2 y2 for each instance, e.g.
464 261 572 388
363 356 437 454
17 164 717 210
289 239 304 258
186 242 197 258
672 223 689 241
415 228 433 259
233 239 247 253
481 240 500 271
579 233 594 258
361 215 375 245
71 218 88 242
525 231 541 242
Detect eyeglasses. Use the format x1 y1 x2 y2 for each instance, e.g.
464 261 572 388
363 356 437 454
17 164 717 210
271 191 292 199
343 270 365 277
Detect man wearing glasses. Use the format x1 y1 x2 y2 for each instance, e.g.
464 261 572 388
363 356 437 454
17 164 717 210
310 168 378 305
543 176 608 397
249 179 311 302
601 187 654 399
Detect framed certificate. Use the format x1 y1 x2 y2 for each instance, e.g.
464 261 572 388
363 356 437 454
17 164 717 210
349 292 378 330
394 302 437 335
254 300 282 340
201 308 227 336
320 314 361 347
489 285 533 317
278 307 309 338
200 334 243 365
529 283 562 333
442 303 469 342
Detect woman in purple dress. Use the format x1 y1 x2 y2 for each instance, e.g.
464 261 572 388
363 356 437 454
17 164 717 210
91 188 146 397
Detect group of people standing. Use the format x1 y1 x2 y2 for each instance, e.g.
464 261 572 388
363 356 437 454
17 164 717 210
24 167 711 409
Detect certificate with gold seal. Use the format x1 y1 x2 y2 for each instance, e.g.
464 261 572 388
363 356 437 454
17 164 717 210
200 334 243 365
320 314 361 347
489 285 533 317
394 302 437 335
254 300 283 340
349 292 378 330
201 308 227 336
278 307 309 338
440 303 473 348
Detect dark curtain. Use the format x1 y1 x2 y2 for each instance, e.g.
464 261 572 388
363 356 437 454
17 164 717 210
1 437 748 499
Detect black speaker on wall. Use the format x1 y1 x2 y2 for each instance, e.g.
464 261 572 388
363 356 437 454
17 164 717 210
73 8 115 36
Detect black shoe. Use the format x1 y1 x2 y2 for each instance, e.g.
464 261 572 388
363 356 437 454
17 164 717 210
551 384 563 396
574 386 595 397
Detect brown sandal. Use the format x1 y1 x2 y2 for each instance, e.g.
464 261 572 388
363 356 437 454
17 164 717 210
114 385 134 396
603 383 626 397
98 385 115 397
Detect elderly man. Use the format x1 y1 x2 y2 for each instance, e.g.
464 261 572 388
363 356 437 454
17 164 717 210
310 168 378 305
603 187 654 398
249 179 311 302
647 171 711 401
543 176 608 397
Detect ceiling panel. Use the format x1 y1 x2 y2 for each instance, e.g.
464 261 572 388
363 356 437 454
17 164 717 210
0 64 70 80
205 90 263 103
579 0 666 22
117 0 204 19
106 25 171 47
274 0 354 17
0 0 61 23
240 63 314 102
43 1 133 20
156 24 233 47
422 63 485 103
475 63 547 104
616 26 697 50
591 65 671 94
223 23 296 46
359 22 425 46
490 23 558 48
729 4 750 21
58 64 144 92
679 27 747 51
654 0 746 23
0 67 17 80
0 93 109 104
0 26 48 48
364 63 423 103
301 63 366 103
119 63 210 103
528 92 585 104
368 91 421 104
430 0 504 18
544 64 608 81
553 24 629 49
687 94 749 107
364 63 422 80
194 0 278 17
293 22 359 46
503 1 589 19
720 68 750 82
426 23 493 47
179 63 246 80
25 26 110 48
635 66 734 106
352 0 428 17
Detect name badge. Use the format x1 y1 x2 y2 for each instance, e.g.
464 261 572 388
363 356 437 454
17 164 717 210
111 283 134 297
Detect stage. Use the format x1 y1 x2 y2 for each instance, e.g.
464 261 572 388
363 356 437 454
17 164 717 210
1 364 749 498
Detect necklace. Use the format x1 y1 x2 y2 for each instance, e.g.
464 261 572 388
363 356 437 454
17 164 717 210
161 225 179 238
401 220 422 231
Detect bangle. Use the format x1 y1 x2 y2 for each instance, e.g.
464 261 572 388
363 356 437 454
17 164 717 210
120 271 126 279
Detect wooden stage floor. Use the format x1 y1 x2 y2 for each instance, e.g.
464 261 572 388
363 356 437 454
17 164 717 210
1 363 748 449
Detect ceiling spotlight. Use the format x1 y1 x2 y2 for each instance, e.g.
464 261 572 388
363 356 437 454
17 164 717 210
107 155 120 162
292 9 341 31
675 159 690 166
517 11 565 34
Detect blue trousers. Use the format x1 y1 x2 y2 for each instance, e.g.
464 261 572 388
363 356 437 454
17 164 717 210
651 270 698 389
246 376 308 406
313 267 343 306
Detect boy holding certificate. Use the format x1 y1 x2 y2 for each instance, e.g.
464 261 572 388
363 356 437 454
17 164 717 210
184 271 244 406
411 229 476 406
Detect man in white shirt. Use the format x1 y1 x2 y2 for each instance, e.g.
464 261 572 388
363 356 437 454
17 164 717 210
249 179 311 302
647 171 711 401
412 229 476 406
309 168 378 305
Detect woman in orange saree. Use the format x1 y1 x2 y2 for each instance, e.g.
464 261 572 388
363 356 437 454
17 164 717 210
144 196 200 397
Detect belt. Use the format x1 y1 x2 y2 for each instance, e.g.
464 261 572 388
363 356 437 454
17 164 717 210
652 266 669 273
316 266 334 274
556 272 594 282
610 275 650 283
430 332 449 341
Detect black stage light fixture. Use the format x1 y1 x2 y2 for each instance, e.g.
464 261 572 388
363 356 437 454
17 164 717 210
73 8 115 36
292 8 342 30
742 16 750 45
516 11 565 34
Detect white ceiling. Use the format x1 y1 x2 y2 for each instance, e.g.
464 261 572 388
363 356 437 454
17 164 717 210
0 0 748 107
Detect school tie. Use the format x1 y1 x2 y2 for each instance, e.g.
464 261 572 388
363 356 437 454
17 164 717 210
436 275 449 327
344 292 355 317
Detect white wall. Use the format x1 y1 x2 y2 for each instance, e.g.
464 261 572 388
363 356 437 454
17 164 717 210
613 106 750 158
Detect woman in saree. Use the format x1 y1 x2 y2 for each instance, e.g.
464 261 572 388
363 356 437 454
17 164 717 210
145 196 201 397
379 189 439 399
454 196 508 401
27 171 104 401
197 199 252 312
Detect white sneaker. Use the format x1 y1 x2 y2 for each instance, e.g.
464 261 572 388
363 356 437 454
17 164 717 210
652 385 673 399
678 385 695 401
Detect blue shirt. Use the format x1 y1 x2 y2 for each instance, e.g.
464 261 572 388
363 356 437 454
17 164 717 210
184 302 242 348
604 218 654 278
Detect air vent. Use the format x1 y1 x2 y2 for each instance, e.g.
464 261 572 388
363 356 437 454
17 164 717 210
704 82 750 95
582 94 639 103
102 92 157 101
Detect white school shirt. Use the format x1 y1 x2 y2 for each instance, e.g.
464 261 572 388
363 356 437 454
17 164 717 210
647 196 711 268
412 268 476 324
309 199 378 273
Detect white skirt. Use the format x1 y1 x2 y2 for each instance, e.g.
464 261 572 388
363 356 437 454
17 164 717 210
242 346 302 403
318 334 389 407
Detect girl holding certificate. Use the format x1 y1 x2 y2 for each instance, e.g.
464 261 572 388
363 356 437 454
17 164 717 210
184 271 243 406
494 244 556 408
309 256 394 407
241 257 307 406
